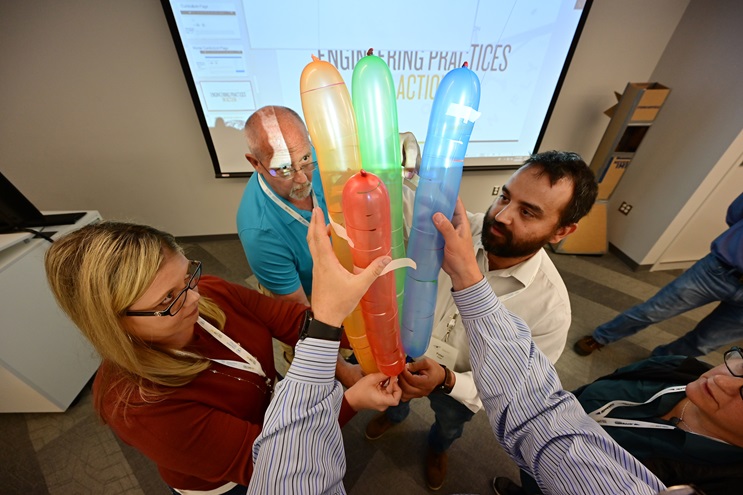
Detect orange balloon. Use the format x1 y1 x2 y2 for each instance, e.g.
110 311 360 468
300 56 377 374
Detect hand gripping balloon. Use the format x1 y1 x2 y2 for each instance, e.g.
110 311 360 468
300 55 377 374
343 170 406 377
352 49 406 320
401 63 481 358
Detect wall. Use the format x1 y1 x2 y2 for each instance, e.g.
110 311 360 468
462 0 689 215
0 0 244 236
537 0 688 160
1 0 689 236
605 0 743 266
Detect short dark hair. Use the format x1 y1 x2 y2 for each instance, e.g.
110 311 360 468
522 150 598 227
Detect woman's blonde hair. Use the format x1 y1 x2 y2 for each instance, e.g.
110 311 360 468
44 221 226 418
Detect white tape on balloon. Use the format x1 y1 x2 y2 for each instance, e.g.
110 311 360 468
445 103 482 124
328 216 416 277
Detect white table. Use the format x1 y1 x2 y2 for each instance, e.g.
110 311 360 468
0 211 102 412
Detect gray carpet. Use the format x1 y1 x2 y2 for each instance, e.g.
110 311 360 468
1 237 734 495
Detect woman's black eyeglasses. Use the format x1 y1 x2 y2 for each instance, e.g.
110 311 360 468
126 260 201 317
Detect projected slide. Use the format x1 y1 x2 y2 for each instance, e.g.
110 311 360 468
164 0 589 175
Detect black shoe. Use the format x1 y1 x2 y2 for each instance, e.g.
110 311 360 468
574 335 605 356
364 412 398 440
492 477 527 495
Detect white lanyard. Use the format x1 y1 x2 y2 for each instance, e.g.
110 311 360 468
588 385 686 430
197 317 269 385
257 173 317 227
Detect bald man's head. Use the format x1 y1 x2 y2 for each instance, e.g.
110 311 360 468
244 106 308 166
243 106 314 201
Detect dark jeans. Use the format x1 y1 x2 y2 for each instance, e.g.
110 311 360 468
593 253 743 356
385 390 476 453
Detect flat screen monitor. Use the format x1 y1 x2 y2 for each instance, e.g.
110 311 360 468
0 171 85 234
161 0 592 177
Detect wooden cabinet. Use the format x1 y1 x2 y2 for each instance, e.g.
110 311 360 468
552 83 670 256
590 82 670 200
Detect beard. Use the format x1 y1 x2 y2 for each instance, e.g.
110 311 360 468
480 214 553 259
289 182 312 201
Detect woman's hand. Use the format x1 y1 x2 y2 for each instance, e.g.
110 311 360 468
307 207 391 327
344 372 402 411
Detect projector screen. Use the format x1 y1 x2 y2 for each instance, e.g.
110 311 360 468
161 0 592 177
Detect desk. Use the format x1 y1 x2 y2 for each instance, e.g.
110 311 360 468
0 211 102 412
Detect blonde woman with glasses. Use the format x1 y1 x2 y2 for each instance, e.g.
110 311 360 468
45 221 399 495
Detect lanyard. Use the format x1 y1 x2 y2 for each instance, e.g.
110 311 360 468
588 385 686 430
197 317 269 386
257 173 317 227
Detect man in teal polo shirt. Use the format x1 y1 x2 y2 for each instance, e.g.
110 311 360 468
237 106 327 307
237 105 419 366
237 105 420 307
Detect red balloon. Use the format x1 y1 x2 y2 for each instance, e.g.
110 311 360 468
343 170 406 377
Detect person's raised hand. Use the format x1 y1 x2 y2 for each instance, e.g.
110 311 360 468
307 207 391 326
399 131 421 179
433 198 483 291
398 357 446 401
344 372 402 411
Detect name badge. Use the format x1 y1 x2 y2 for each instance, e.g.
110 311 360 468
424 337 459 369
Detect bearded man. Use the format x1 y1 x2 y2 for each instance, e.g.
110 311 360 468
366 150 598 491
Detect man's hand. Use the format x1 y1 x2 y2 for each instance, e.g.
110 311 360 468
433 198 483 291
398 358 447 401
335 355 364 388
400 131 421 179
344 373 402 411
307 207 391 326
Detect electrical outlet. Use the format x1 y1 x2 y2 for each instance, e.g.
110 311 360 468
492 186 500 196
618 202 633 215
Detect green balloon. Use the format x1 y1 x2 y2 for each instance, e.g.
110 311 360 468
352 52 405 316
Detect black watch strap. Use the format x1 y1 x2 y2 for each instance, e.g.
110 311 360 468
437 365 455 394
299 310 343 341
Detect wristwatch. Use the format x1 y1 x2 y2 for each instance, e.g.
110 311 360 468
436 364 455 394
298 309 344 341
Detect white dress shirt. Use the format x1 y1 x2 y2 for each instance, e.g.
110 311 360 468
404 181 571 412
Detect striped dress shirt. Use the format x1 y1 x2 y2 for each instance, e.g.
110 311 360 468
249 277 668 495
454 277 666 495
249 337 346 495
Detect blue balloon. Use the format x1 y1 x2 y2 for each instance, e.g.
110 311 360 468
401 64 481 358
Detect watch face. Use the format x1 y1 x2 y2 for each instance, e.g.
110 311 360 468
299 310 312 340
304 316 343 341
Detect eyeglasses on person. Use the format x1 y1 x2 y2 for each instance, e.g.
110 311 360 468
262 155 317 181
723 346 743 401
125 260 202 317
263 161 317 181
